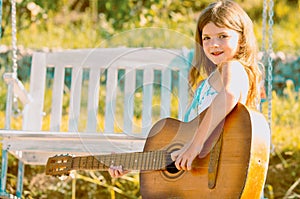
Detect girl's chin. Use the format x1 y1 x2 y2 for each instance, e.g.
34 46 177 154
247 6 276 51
210 60 223 65
209 57 227 65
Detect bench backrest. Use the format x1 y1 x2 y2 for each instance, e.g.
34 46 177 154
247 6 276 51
23 47 191 137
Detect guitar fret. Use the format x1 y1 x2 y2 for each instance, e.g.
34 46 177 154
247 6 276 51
119 153 122 169
147 152 150 170
140 152 144 170
157 151 160 169
98 156 103 169
111 154 114 166
163 151 166 168
137 153 140 170
152 152 156 169
133 152 137 170
98 156 105 169
136 153 140 170
154 151 159 169
152 151 156 170
78 157 81 169
102 156 106 169
134 153 138 170
87 156 92 169
155 151 159 169
73 157 79 170
149 151 153 170
138 153 142 170
136 153 139 170
158 151 163 169
85 157 89 169
92 157 98 170
79 157 83 169
145 151 149 170
122 154 128 170
128 154 132 169
153 152 157 169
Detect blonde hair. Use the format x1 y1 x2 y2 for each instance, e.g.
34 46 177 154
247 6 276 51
190 0 262 109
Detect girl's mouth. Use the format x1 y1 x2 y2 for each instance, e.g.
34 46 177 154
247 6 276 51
211 51 223 56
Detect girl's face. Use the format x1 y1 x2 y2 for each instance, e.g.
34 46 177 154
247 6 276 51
202 22 240 65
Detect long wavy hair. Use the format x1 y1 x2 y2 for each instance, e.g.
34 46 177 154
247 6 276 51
190 0 262 109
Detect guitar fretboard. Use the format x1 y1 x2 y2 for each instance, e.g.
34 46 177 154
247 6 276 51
72 150 169 171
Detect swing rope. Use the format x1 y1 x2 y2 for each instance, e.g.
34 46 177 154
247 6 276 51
262 0 274 134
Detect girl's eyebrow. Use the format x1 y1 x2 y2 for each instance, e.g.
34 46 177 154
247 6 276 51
202 31 229 37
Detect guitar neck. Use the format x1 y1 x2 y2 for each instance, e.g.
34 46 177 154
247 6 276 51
72 150 169 171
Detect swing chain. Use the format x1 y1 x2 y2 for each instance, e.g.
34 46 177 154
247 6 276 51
262 0 273 132
11 0 18 77
267 0 274 131
11 0 21 117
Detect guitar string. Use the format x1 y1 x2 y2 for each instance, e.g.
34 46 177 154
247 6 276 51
74 152 176 169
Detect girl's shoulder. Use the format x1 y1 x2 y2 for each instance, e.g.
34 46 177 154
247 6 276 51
218 60 244 69
218 60 247 76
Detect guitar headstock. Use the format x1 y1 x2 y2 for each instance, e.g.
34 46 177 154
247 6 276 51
45 154 73 176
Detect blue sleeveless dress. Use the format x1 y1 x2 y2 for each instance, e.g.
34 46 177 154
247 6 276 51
184 72 218 122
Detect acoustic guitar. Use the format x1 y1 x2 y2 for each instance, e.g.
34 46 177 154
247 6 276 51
46 103 270 199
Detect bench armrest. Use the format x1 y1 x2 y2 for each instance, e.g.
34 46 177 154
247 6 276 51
3 73 31 105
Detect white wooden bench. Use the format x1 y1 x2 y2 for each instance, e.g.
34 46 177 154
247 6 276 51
0 47 192 196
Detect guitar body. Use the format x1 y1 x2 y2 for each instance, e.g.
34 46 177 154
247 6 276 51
140 103 270 199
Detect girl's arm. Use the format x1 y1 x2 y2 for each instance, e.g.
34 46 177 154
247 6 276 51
171 61 249 171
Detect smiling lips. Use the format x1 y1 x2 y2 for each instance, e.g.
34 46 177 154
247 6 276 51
211 51 223 56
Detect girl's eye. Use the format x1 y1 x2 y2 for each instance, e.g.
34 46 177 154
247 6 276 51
202 36 210 41
219 35 228 39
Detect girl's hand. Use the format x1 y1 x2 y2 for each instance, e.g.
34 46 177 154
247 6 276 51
108 165 129 178
171 142 203 171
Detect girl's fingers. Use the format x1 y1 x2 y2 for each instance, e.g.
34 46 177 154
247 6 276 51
109 165 124 178
171 150 180 161
187 159 193 171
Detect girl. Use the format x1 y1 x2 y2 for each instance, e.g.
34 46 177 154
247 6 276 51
109 0 262 177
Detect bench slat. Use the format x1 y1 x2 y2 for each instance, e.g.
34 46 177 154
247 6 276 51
87 68 101 132
141 68 154 136
104 67 118 133
124 68 136 135
50 65 65 131
178 68 189 120
161 67 172 118
68 67 83 132
23 52 47 131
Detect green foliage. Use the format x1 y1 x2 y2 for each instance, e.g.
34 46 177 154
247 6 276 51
263 80 300 152
0 0 299 54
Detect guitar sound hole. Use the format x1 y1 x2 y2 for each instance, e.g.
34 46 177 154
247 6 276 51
161 154 184 180
166 161 179 174
160 144 185 180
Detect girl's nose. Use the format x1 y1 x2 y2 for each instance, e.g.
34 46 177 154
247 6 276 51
210 38 220 47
